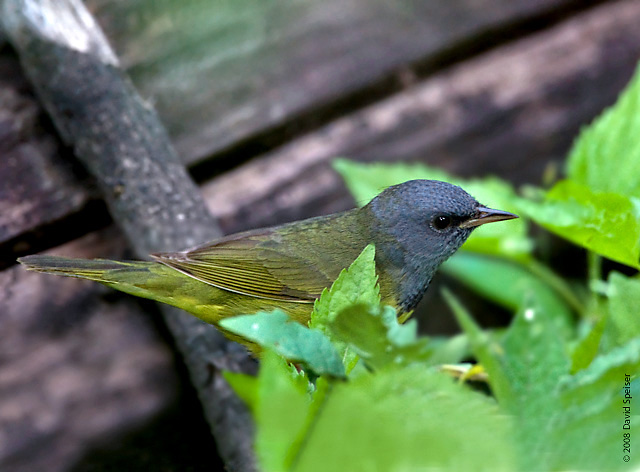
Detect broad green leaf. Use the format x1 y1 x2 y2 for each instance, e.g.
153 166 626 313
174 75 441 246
334 158 451 205
518 180 640 269
443 289 512 403
548 404 638 471
253 351 312 472
222 371 258 411
603 272 640 350
448 289 571 470
562 338 640 415
552 339 640 470
427 333 471 366
334 159 532 260
567 63 640 197
220 310 346 378
500 300 570 394
442 251 573 334
310 244 380 327
310 244 379 369
292 367 516 472
449 284 640 470
517 66 640 271
488 298 575 471
562 338 640 414
328 303 434 370
570 315 606 373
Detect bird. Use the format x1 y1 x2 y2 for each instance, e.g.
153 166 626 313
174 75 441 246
18 180 517 347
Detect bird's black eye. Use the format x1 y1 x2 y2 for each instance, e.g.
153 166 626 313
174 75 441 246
432 215 452 231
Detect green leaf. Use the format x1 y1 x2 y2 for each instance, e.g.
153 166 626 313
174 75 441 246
563 338 640 413
518 179 640 269
310 244 380 369
499 299 570 411
448 281 640 470
603 272 640 350
292 367 516 472
220 310 346 378
548 404 638 471
570 315 606 373
515 66 640 270
552 339 640 470
567 62 640 197
448 289 572 470
222 371 258 410
310 244 380 327
442 289 513 403
427 333 471 366
334 158 451 205
442 251 573 334
334 159 532 260
490 299 574 471
328 303 434 370
253 351 313 472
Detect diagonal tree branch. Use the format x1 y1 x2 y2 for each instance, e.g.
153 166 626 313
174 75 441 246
0 1 256 470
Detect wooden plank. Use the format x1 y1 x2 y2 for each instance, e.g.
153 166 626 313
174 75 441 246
0 230 183 472
2 0 638 259
0 54 96 252
0 0 574 255
3 3 639 467
87 0 579 163
3 3 639 465
201 0 640 232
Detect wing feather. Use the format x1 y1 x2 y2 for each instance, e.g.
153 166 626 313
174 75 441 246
152 228 332 302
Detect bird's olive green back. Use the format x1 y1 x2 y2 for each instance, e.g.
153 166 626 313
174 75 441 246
152 210 372 303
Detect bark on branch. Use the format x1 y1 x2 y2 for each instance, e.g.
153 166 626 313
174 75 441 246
0 1 256 470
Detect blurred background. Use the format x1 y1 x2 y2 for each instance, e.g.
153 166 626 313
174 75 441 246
1 0 639 470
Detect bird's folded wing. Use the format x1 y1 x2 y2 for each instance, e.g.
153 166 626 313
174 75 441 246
151 230 332 303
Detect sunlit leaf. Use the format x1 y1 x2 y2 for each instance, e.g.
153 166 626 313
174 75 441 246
518 180 640 269
567 63 640 197
554 339 640 470
220 311 345 378
329 303 434 370
292 367 516 472
448 290 570 469
570 315 606 374
222 371 258 411
603 272 640 350
310 244 379 369
253 351 312 472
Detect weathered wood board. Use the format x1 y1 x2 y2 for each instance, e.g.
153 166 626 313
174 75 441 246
3 0 640 259
202 0 640 231
87 0 580 162
0 54 96 256
0 230 183 472
1 0 639 470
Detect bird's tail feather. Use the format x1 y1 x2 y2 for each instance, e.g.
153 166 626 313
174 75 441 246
17 255 150 283
17 254 221 326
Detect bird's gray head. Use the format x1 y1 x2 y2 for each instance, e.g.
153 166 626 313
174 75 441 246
365 179 517 310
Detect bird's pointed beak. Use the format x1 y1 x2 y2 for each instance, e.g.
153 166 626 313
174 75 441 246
460 206 519 229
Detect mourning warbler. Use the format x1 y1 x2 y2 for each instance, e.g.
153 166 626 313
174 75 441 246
18 180 516 346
